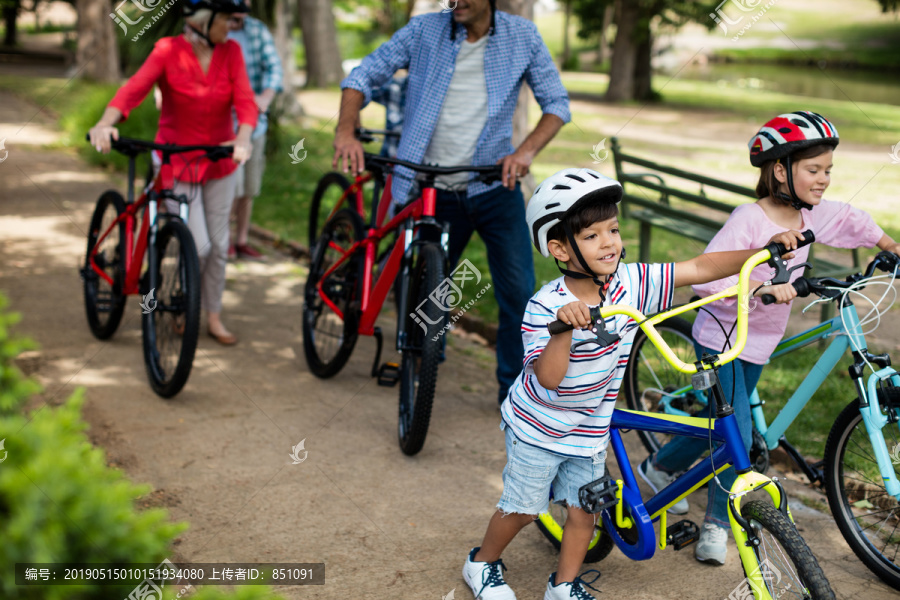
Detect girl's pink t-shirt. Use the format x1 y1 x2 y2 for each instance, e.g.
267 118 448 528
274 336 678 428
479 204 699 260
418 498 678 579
692 200 884 364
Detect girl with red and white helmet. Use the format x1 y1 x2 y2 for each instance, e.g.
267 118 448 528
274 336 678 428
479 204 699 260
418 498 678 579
641 111 900 567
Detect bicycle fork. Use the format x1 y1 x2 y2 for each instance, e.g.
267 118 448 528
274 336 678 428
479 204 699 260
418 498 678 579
859 370 900 500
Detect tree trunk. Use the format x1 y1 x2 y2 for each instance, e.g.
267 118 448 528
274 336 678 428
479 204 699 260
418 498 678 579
596 3 613 65
3 0 19 47
561 0 570 68
605 0 639 101
273 0 303 116
632 23 652 100
297 0 344 88
497 0 536 197
75 0 120 82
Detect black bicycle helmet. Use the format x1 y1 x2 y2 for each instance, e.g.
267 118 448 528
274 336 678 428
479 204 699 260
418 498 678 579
183 0 249 47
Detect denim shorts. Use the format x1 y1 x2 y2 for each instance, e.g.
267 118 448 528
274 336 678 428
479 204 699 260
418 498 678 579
497 425 607 515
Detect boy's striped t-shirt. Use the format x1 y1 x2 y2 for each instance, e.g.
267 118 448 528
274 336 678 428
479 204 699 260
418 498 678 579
500 263 675 458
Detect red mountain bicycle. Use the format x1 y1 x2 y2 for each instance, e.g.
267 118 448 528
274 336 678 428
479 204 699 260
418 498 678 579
304 132 501 454
81 136 232 397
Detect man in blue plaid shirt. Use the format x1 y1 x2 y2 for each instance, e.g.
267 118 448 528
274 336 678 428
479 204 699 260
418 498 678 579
334 0 570 409
228 6 283 259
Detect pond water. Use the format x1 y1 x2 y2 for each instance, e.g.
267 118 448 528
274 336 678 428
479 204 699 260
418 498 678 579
672 62 900 106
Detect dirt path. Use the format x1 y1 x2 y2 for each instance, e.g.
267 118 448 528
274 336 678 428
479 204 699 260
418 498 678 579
1 88 897 599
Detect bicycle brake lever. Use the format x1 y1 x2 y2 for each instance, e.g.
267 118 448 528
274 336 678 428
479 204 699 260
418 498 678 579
766 261 812 286
571 306 620 350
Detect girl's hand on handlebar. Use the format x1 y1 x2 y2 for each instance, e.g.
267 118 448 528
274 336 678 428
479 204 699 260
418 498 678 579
557 301 592 330
755 282 797 304
88 125 119 154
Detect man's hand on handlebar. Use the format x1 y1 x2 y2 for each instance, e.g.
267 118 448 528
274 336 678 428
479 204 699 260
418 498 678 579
497 149 532 191
333 127 366 175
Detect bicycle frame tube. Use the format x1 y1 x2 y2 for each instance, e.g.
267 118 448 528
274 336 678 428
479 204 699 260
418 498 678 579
755 317 849 449
863 370 900 498
613 409 747 515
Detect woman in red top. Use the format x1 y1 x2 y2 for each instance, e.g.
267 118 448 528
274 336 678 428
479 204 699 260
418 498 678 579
88 0 258 345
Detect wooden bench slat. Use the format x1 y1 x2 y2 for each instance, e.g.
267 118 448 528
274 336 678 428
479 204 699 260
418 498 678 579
621 176 737 213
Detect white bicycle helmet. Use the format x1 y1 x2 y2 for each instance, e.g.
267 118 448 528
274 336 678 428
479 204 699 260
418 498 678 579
527 168 622 258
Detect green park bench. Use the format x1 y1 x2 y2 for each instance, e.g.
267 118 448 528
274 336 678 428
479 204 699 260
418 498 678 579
609 136 861 322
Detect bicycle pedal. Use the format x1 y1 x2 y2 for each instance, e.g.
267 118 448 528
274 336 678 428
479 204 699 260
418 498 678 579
666 519 699 550
377 362 400 387
578 474 619 514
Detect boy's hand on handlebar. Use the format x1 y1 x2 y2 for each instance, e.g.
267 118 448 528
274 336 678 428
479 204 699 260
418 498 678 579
766 229 805 260
88 125 119 154
557 301 592 330
754 282 797 304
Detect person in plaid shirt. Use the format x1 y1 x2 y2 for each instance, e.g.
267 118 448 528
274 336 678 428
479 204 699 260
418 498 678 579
227 4 283 259
334 0 570 406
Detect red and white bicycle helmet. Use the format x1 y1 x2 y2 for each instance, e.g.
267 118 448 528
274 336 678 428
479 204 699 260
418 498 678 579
526 168 622 258
748 111 839 168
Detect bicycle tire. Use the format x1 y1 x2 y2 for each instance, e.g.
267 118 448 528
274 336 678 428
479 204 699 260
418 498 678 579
302 208 364 378
535 504 615 563
824 397 900 590
308 172 352 252
141 219 201 398
623 316 704 454
83 191 128 340
397 243 444 456
737 500 834 599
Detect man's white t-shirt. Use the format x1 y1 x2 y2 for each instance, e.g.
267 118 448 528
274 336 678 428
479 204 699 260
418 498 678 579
422 35 490 190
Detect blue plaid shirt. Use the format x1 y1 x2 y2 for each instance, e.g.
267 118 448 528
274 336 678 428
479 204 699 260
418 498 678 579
228 16 283 138
342 11 570 203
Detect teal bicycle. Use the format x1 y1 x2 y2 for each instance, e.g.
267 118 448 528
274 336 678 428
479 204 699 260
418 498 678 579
623 250 900 590
534 234 834 599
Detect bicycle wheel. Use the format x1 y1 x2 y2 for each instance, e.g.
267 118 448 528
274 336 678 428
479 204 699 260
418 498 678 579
397 243 445 456
736 500 834 599
535 503 615 563
308 172 351 251
302 208 364 378
824 396 900 590
141 219 201 398
623 316 705 453
83 191 128 339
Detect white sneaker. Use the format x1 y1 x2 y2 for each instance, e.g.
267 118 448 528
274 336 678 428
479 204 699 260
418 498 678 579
695 523 728 566
463 547 517 600
543 571 601 600
638 457 689 515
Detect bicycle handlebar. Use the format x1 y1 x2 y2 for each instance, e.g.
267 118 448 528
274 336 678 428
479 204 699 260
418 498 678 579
85 134 234 161
362 152 503 184
547 230 817 373
760 250 900 305
355 127 401 142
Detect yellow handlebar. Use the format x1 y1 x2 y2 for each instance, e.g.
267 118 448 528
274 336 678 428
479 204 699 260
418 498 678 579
599 249 772 375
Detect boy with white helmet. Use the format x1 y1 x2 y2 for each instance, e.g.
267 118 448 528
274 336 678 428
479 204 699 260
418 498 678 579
463 167 803 600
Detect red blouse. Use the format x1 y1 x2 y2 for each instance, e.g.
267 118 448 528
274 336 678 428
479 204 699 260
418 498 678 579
109 35 258 183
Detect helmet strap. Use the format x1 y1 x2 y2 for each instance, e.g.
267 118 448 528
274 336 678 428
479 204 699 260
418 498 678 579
185 15 216 48
555 221 619 305
778 156 814 211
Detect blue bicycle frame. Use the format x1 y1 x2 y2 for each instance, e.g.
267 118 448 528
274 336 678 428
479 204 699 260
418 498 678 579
654 300 900 500
601 407 788 563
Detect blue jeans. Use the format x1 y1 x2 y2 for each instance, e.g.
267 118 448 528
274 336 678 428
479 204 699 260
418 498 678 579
652 342 764 528
435 184 535 403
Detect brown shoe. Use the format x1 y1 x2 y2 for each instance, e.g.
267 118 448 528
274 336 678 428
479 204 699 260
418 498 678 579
208 330 237 345
235 244 263 260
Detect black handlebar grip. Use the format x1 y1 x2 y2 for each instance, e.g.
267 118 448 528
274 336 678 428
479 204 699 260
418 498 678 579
768 229 816 259
760 277 812 305
548 320 575 335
